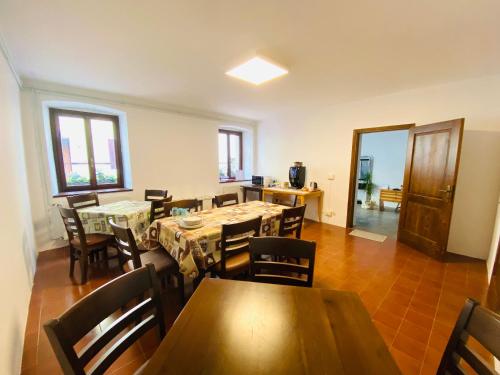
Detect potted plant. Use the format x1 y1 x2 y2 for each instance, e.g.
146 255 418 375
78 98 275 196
362 172 376 209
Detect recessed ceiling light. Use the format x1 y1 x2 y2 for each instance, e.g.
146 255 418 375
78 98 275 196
226 57 288 85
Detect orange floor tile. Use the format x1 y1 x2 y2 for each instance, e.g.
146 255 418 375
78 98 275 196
21 222 495 374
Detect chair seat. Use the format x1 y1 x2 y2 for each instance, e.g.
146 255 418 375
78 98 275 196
138 240 161 252
214 251 250 274
133 360 149 375
128 248 178 274
70 234 110 248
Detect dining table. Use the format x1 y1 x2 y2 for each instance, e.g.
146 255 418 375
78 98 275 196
77 200 151 240
141 200 288 279
141 278 401 375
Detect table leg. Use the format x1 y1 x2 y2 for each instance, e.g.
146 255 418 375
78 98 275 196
243 188 247 203
262 191 268 202
318 192 323 223
298 195 305 206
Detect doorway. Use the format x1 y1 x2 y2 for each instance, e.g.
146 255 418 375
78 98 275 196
346 124 414 238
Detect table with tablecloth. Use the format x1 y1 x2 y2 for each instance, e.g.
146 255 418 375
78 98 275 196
77 200 151 240
141 201 288 279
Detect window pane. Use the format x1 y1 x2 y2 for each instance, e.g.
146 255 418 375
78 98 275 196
218 133 228 179
59 116 90 186
91 119 118 185
229 134 241 178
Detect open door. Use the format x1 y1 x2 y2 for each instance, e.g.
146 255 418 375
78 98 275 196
398 119 464 259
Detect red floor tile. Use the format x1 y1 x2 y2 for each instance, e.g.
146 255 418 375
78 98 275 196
21 222 494 375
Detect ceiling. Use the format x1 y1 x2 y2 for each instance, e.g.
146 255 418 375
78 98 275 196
1 0 499 121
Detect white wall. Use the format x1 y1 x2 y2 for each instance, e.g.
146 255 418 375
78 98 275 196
20 86 256 251
356 130 408 206
0 48 36 374
257 74 500 260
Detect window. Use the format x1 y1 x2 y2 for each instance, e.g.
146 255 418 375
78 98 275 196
218 129 243 182
49 108 124 193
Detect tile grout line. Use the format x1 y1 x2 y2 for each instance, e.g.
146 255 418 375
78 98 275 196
418 261 446 375
372 256 411 348
388 256 425 371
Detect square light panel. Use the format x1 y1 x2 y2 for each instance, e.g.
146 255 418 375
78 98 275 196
226 57 288 85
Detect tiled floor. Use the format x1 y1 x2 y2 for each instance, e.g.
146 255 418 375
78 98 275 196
354 203 400 238
21 222 495 375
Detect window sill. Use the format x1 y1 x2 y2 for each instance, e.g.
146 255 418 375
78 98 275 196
219 179 251 184
53 187 133 198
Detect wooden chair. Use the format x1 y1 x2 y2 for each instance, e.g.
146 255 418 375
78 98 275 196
279 205 307 239
67 192 99 209
144 189 169 201
211 216 262 279
59 207 111 284
163 199 199 217
214 193 239 208
110 220 184 304
249 237 316 287
272 192 297 207
437 298 500 375
44 264 165 375
150 196 173 224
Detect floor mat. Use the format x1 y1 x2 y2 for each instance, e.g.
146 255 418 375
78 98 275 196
349 229 387 242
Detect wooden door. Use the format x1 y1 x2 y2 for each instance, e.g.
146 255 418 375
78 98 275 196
398 119 464 258
488 238 500 311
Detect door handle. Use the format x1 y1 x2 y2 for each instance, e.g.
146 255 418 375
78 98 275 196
439 185 454 201
439 185 453 193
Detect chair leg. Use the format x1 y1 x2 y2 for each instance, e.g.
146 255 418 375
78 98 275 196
69 248 75 277
117 252 126 274
80 255 88 284
177 272 185 305
193 270 206 291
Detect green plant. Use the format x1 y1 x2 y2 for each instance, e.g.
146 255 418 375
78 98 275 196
365 172 374 201
96 171 117 184
67 172 90 185
67 171 117 185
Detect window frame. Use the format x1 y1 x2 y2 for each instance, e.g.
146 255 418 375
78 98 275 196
49 108 124 193
218 129 243 182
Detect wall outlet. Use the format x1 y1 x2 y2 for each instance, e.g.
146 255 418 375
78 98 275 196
324 211 334 217
327 174 335 180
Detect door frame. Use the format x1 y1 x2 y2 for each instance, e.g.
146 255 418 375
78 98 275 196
346 123 415 228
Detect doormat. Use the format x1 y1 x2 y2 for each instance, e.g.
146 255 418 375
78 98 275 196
349 229 387 243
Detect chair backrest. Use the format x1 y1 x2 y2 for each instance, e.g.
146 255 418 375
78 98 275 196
150 196 173 224
144 189 169 201
58 207 87 247
249 237 316 287
437 298 500 375
272 192 297 207
44 264 165 375
163 199 199 217
279 205 307 239
109 220 142 269
67 193 100 209
219 216 262 275
214 193 239 208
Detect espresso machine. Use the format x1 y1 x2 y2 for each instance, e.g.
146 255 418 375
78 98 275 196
289 162 306 189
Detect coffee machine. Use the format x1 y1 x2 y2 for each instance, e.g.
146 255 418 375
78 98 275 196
289 162 306 189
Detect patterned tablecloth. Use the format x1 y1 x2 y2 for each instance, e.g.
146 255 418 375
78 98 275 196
142 201 288 279
78 201 151 240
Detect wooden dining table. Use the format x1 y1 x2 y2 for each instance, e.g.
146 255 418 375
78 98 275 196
141 201 288 279
142 279 401 375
